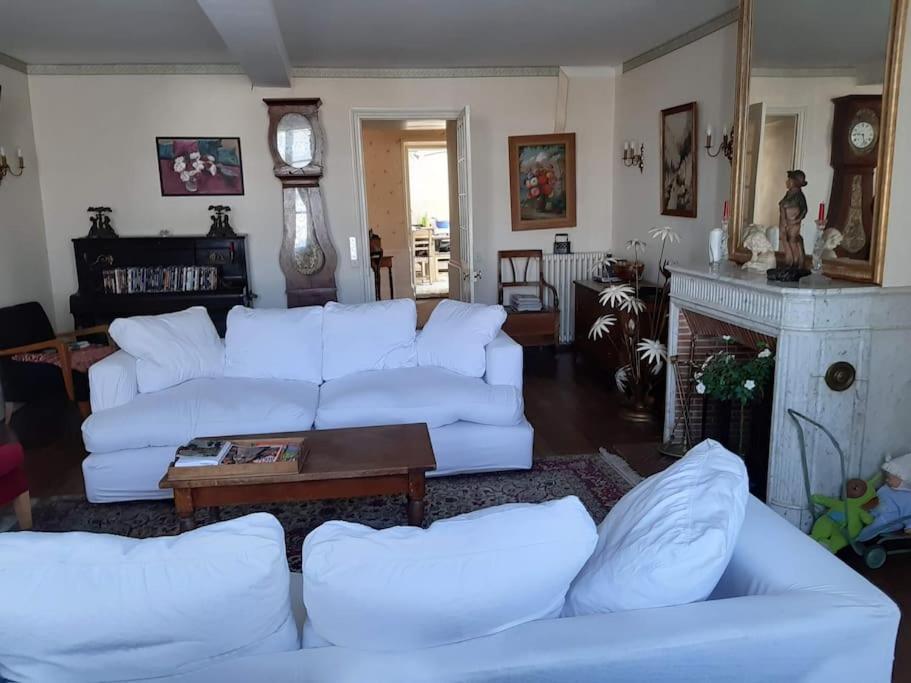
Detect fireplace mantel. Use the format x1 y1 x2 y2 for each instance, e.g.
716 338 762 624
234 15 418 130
665 264 911 529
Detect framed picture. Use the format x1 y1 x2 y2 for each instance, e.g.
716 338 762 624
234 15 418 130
508 133 576 231
156 137 245 197
660 102 698 218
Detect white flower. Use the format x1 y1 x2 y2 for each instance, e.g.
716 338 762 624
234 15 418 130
696 382 706 395
192 160 205 171
722 335 733 342
208 164 217 176
744 379 756 391
694 371 704 380
589 314 617 340
590 254 620 274
648 226 681 243
179 170 190 182
173 156 186 172
758 348 772 358
615 365 630 392
626 239 647 251
637 338 668 368
189 151 201 160
598 283 634 308
619 297 647 314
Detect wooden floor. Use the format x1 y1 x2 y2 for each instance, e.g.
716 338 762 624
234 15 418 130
1 348 908 679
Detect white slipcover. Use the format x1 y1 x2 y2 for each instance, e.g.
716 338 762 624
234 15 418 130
321 299 417 381
89 349 139 413
164 498 901 683
302 496 597 651
225 305 323 383
563 439 748 616
108 306 225 393
82 376 319 453
0 514 298 683
416 300 507 377
315 366 524 430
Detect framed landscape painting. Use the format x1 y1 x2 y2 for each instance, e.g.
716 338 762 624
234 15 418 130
508 132 576 231
156 137 245 196
660 102 697 218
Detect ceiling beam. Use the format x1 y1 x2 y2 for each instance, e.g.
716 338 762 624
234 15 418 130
196 0 291 87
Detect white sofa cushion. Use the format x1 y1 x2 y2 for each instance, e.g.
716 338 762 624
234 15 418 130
417 300 507 377
82 376 319 453
315 366 524 430
302 496 597 651
563 439 748 616
321 299 417 381
109 306 225 393
0 513 298 682
225 305 323 383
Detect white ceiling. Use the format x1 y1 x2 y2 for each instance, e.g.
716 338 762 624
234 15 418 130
0 0 737 68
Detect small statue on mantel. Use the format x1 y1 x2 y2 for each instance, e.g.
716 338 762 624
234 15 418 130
767 170 810 282
86 206 118 238
207 205 236 237
741 224 776 272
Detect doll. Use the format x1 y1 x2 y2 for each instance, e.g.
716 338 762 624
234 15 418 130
857 453 911 541
810 477 878 553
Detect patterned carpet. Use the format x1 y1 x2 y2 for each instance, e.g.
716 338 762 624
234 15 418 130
23 450 642 571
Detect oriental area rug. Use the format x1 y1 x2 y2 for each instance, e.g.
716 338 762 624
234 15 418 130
23 450 642 571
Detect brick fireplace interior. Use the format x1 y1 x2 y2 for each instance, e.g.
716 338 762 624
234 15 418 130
669 309 777 500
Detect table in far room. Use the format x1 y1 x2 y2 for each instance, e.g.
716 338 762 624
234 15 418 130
159 423 437 532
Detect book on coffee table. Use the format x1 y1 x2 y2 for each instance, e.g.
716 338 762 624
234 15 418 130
167 437 309 481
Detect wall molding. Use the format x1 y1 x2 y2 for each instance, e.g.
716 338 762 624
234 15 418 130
622 8 739 73
0 52 28 74
23 63 559 78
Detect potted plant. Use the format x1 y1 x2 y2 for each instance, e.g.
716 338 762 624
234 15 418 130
588 227 679 422
694 338 775 455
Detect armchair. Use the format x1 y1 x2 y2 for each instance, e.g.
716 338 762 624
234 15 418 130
0 302 111 422
497 250 560 347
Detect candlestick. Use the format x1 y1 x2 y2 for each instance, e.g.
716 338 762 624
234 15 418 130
723 200 730 220
817 202 825 222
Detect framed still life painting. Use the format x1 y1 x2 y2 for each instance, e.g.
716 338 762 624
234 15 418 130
508 132 576 231
660 102 697 218
156 137 245 196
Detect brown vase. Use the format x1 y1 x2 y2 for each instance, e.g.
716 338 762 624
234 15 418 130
620 382 657 423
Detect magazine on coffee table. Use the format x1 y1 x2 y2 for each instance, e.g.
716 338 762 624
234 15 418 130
168 437 309 481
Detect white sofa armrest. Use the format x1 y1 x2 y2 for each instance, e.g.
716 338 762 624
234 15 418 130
484 331 523 390
89 350 139 413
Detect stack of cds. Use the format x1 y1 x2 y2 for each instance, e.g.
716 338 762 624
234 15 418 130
510 294 543 312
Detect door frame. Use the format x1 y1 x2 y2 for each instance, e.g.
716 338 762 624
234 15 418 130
351 107 470 302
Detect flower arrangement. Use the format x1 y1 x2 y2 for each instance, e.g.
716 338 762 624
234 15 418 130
694 339 775 406
172 151 218 193
588 226 680 420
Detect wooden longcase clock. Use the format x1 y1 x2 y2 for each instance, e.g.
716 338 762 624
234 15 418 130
264 98 338 307
825 94 882 261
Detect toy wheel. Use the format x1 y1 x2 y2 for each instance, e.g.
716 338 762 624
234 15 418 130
864 546 887 569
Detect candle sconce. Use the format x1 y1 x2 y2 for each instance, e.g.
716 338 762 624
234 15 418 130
0 147 25 186
704 125 734 163
622 141 645 173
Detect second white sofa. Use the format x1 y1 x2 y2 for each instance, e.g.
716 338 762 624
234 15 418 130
81 300 533 503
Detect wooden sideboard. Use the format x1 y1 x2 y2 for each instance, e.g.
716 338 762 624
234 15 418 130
69 235 251 335
573 279 659 373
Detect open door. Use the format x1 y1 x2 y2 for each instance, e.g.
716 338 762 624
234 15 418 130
743 101 766 225
446 107 474 301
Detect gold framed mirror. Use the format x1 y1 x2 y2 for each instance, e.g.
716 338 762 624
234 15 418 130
730 0 908 283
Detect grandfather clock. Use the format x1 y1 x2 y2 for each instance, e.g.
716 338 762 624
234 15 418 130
264 98 337 307
825 94 882 261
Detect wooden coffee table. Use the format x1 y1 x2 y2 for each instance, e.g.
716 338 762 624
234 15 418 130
159 423 436 532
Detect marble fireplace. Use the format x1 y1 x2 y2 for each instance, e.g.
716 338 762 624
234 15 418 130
664 265 911 530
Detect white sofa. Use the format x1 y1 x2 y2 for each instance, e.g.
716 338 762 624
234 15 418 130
161 497 899 682
81 307 533 503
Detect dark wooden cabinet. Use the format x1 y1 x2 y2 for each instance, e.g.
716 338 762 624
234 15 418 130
69 235 252 335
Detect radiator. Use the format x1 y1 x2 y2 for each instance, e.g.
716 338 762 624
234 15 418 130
542 251 607 344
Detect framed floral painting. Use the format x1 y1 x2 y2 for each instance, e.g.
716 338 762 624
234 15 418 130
508 133 576 231
156 137 245 196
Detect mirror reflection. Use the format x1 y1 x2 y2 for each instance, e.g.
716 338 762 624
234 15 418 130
742 0 891 265
284 187 324 274
276 113 314 168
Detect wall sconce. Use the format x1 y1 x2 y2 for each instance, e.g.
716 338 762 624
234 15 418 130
0 146 25 185
622 140 645 173
705 125 734 163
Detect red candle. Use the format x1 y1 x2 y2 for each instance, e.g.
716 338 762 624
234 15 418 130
818 202 825 222
722 200 730 220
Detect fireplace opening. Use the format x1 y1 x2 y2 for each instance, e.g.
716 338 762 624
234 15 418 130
667 309 776 501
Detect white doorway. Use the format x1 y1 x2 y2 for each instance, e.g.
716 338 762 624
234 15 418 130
351 108 474 306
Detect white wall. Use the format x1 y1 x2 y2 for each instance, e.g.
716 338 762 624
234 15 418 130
28 71 616 328
0 64 53 316
612 24 737 277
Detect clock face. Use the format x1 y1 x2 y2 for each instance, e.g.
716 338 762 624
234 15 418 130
850 121 876 150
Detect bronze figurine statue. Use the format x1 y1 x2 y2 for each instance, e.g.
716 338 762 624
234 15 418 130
767 170 810 282
86 206 118 238
207 204 236 238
